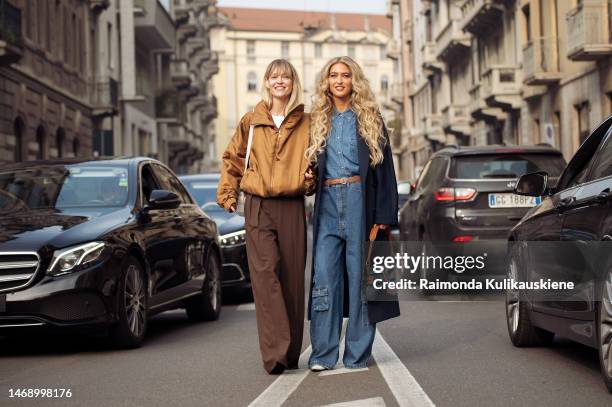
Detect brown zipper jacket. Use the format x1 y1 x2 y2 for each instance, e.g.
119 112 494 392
217 101 314 210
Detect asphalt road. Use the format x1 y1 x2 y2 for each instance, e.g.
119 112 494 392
1 231 612 406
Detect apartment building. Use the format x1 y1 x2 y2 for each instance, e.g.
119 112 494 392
0 0 96 163
0 0 222 174
392 0 612 177
213 7 399 166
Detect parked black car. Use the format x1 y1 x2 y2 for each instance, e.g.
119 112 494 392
506 116 612 392
399 145 566 277
180 174 251 298
0 158 222 348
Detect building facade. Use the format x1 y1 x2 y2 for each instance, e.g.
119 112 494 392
391 0 612 178
213 7 400 168
0 0 222 175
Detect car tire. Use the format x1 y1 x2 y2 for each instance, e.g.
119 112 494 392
186 250 222 322
505 249 554 347
419 232 445 295
110 257 147 348
597 269 612 393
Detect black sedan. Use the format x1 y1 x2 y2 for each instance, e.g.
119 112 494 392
506 115 612 391
0 158 222 348
180 174 251 299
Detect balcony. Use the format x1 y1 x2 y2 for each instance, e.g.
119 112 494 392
386 39 401 60
171 59 191 89
177 15 198 43
422 42 443 76
90 77 119 117
424 114 445 143
194 48 212 68
442 104 471 136
460 0 505 37
134 0 176 49
186 38 206 59
522 37 562 85
201 53 219 81
173 0 190 24
0 0 23 65
566 1 612 61
469 82 507 123
202 95 218 122
435 20 471 62
481 65 521 111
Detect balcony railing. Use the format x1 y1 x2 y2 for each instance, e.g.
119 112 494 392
386 39 401 60
566 1 612 60
91 77 119 116
481 65 521 110
422 42 442 75
522 37 562 85
460 0 505 37
155 89 181 120
390 83 403 104
136 73 152 98
171 59 191 89
0 0 23 65
442 104 470 136
435 20 470 62
424 113 445 142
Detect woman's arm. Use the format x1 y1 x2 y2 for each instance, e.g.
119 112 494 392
217 114 251 211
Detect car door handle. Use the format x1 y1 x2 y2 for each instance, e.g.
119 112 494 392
596 188 610 202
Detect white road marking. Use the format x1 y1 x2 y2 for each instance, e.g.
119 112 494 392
373 330 436 407
236 303 256 311
318 367 369 376
247 345 312 407
317 397 386 407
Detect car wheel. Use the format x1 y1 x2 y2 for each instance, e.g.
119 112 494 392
597 268 612 393
110 257 147 348
186 250 222 321
505 249 553 347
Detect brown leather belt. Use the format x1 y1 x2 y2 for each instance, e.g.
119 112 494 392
324 175 361 186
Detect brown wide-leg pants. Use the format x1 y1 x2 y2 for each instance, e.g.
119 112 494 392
245 194 306 373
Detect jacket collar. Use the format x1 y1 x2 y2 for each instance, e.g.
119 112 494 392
251 100 304 130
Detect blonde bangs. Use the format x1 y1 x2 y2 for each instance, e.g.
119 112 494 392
261 59 303 116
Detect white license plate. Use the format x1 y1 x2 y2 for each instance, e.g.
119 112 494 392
488 193 541 208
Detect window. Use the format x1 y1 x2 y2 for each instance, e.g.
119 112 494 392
379 44 386 60
607 91 612 116
13 119 23 162
56 128 65 158
315 43 322 58
36 126 46 160
522 4 531 43
380 75 389 92
588 130 612 180
348 44 356 59
281 41 289 58
107 23 113 69
55 0 62 57
152 164 192 204
247 71 257 92
247 40 255 63
73 137 80 156
576 101 590 145
140 164 160 205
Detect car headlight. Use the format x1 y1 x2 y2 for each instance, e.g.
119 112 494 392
219 230 246 246
47 242 106 276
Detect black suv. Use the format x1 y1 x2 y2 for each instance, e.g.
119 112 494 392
399 145 566 274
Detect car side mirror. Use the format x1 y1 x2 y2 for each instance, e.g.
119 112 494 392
514 172 548 197
147 189 181 210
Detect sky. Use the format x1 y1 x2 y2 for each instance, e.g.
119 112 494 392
216 0 386 15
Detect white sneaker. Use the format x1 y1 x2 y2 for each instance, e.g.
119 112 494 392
310 364 328 372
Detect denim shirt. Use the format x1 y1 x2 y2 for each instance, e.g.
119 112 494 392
323 108 360 180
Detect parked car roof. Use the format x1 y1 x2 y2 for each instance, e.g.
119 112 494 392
0 156 156 171
179 173 221 181
431 145 563 158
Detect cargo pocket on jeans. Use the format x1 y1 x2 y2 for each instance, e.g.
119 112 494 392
312 287 329 311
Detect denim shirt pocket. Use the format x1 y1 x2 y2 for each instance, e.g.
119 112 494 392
311 286 329 311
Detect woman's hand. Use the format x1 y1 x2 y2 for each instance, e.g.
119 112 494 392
374 224 388 230
304 168 314 180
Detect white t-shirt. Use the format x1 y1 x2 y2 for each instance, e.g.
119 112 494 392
272 115 284 128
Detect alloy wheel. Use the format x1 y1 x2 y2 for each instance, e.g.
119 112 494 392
506 258 520 334
208 255 221 313
124 264 146 338
601 270 612 379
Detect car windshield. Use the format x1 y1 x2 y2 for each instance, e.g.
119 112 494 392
0 164 129 212
450 154 566 179
182 181 235 220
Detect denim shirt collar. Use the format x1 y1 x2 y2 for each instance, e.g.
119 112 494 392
332 107 354 118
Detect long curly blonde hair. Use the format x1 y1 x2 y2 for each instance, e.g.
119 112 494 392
305 56 386 167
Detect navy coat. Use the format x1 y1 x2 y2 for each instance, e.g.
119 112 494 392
308 128 400 324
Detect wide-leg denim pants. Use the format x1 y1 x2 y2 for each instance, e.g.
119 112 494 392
309 182 376 369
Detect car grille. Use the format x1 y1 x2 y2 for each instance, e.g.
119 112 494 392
0 253 40 293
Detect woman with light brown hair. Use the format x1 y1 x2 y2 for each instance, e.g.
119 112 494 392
217 59 314 374
305 56 399 371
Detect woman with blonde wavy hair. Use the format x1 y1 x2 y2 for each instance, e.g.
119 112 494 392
305 56 400 371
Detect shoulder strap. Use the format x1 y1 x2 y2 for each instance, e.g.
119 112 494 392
244 124 255 173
